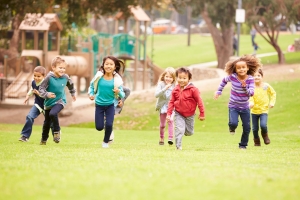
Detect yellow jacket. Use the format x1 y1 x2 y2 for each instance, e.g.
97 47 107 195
249 83 276 114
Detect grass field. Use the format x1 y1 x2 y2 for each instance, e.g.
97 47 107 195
1 78 300 200
147 33 300 68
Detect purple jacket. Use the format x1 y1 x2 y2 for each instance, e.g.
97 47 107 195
216 73 254 109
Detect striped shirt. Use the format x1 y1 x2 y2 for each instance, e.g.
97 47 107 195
216 73 254 109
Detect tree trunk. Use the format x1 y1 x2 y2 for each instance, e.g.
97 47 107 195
201 10 234 69
254 26 285 64
9 14 21 52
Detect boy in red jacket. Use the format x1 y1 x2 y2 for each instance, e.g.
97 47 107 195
167 67 205 150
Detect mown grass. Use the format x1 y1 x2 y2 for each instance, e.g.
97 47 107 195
147 34 300 68
1 125 300 200
1 78 300 199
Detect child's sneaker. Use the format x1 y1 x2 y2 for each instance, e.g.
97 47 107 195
19 136 29 142
102 142 109 148
53 131 61 143
229 128 235 135
177 146 182 150
40 139 47 145
168 140 173 145
262 133 270 145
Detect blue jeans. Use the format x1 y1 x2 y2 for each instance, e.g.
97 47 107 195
21 106 53 138
228 108 251 147
42 104 63 141
95 103 115 143
251 113 268 138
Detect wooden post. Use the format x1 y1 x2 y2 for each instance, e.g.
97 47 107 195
21 31 25 51
143 21 148 89
4 55 7 80
134 20 140 91
33 30 38 67
43 31 48 68
57 31 60 53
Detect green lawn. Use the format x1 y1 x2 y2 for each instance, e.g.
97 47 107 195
147 33 300 68
1 79 300 200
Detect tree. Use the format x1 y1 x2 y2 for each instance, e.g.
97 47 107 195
172 0 237 69
244 0 300 64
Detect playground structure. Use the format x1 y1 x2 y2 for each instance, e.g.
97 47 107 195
2 7 163 101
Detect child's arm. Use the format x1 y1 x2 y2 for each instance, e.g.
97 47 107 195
65 75 76 102
214 76 230 99
123 87 131 100
267 83 276 108
24 85 34 104
243 78 255 97
194 88 205 121
155 82 169 98
249 96 254 108
39 75 55 99
166 91 175 122
113 86 125 99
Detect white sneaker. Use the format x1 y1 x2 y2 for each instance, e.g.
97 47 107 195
102 142 109 148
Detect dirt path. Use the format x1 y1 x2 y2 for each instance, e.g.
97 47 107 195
0 63 299 126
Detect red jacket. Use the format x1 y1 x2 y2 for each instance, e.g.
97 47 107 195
167 83 205 118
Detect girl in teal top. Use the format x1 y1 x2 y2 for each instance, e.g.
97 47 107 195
88 56 125 148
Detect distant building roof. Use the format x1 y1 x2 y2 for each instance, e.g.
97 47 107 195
19 13 63 31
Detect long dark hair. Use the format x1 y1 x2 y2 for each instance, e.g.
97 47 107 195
99 56 125 76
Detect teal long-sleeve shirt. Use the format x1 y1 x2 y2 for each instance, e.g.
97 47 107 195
92 77 125 106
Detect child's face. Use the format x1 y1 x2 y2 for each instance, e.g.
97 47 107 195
164 72 174 84
235 61 249 77
253 71 263 83
52 63 66 77
33 71 44 84
103 58 116 74
177 72 189 88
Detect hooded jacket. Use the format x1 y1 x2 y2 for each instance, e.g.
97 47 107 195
88 70 123 96
167 83 205 118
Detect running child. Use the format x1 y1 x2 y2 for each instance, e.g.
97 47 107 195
18 66 53 142
167 67 205 150
249 68 276 146
39 56 76 145
155 67 176 146
214 55 261 149
88 56 125 148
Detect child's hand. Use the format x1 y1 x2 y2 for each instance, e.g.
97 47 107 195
24 96 29 104
118 100 123 107
89 95 95 101
113 87 119 95
198 116 205 121
249 103 254 108
214 92 220 99
47 92 56 98
165 83 172 89
33 89 40 95
72 96 76 102
166 115 171 122
269 104 274 108
241 80 246 87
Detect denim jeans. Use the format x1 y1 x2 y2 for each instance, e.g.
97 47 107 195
42 104 63 141
228 108 251 147
21 106 41 138
21 106 54 138
251 113 268 138
95 103 115 143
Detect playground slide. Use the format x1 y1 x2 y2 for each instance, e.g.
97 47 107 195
5 71 33 98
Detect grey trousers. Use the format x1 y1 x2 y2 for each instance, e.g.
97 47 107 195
174 111 195 148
